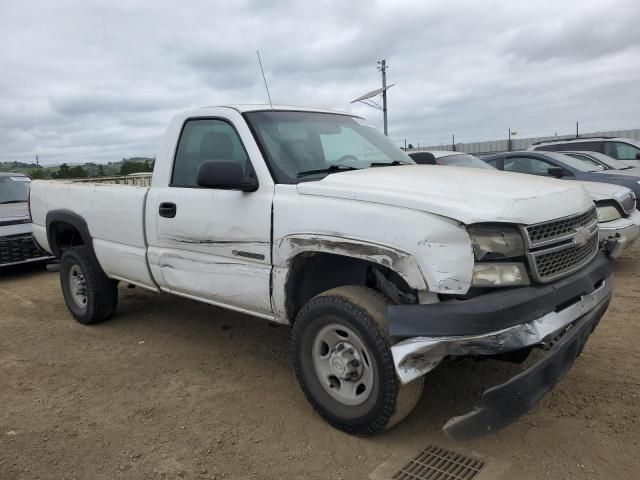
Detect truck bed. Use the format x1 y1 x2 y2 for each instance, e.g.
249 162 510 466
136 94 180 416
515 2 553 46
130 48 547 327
30 179 156 289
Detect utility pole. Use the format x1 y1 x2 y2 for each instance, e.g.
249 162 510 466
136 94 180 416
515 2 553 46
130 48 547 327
452 134 455 151
378 59 388 136
404 139 407 150
508 128 511 152
351 61 394 137
576 122 579 138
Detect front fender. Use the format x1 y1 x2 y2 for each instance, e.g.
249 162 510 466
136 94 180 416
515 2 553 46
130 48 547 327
274 234 427 290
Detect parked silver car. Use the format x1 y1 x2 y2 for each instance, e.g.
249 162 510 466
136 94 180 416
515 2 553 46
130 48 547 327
0 173 53 267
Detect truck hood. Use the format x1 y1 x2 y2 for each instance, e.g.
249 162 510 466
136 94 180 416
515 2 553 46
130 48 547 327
0 202 31 236
296 165 593 225
0 202 29 221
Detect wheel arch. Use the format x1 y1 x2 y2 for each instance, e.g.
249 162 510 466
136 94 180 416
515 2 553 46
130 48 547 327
46 210 96 261
272 235 427 324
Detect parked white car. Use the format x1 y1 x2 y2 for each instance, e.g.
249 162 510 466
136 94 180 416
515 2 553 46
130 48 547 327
30 106 618 440
408 150 640 248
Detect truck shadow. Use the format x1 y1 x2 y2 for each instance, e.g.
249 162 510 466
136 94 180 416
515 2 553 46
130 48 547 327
0 262 53 281
106 284 530 437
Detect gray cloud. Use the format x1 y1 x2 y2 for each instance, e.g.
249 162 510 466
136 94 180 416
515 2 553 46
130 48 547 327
0 0 639 165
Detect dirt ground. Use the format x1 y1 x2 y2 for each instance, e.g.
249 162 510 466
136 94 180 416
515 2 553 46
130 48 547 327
1 245 639 480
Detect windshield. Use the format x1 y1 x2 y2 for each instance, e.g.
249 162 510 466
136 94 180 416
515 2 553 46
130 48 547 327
0 175 30 203
566 152 631 170
436 153 494 169
546 152 605 172
244 111 414 183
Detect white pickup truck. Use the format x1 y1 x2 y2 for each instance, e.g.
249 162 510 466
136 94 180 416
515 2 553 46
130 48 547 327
1 173 53 267
30 105 619 441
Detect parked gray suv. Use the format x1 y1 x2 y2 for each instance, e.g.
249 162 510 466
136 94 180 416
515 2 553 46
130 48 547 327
0 173 53 267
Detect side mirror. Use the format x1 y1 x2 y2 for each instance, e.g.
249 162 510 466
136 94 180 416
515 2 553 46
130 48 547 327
547 166 570 178
635 152 640 160
196 160 258 192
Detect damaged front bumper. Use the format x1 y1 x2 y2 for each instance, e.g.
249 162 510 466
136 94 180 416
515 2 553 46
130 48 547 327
387 251 614 440
442 298 609 441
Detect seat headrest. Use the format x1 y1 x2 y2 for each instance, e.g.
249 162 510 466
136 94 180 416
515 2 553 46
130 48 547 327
200 132 233 160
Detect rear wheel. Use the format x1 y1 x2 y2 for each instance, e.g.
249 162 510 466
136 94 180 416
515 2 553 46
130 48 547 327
293 286 424 435
60 246 118 325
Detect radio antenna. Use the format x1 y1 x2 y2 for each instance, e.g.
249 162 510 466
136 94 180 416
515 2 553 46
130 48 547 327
256 50 274 109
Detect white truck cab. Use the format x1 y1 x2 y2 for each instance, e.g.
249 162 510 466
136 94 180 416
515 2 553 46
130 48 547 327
30 106 618 440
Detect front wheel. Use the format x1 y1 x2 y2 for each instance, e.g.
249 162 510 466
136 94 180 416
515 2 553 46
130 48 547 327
60 246 118 325
292 286 424 435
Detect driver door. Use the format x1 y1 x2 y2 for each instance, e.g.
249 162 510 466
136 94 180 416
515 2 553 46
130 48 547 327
146 117 273 317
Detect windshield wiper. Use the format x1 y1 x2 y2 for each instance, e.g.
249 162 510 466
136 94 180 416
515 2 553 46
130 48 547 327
297 164 361 178
0 200 26 204
370 160 413 167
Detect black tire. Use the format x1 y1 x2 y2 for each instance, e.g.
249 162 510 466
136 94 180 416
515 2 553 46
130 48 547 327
292 286 424 435
60 246 118 325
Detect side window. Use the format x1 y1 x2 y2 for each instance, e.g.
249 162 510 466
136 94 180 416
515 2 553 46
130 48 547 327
171 119 249 187
535 144 563 151
605 141 640 160
563 141 599 152
484 158 499 167
503 156 555 176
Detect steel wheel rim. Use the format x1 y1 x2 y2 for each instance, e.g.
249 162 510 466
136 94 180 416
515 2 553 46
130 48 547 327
312 323 375 406
69 264 88 310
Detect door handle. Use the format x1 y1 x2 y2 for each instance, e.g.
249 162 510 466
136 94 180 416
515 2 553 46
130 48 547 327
159 202 177 218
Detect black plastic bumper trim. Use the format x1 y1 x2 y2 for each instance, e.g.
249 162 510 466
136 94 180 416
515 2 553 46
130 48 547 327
442 297 610 442
388 252 614 338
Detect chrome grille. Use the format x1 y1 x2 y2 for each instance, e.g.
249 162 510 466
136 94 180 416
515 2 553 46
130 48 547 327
531 235 598 281
523 207 599 283
525 207 597 247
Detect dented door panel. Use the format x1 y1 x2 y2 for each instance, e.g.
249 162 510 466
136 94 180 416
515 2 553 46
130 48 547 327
146 186 274 317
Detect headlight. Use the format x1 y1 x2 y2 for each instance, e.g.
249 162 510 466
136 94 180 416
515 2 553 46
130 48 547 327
467 225 525 260
472 262 530 287
596 205 621 222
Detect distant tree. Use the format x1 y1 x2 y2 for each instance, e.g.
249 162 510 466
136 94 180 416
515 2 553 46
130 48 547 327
68 166 88 178
97 164 105 177
52 163 71 179
120 160 152 175
407 143 414 149
51 164 87 179
29 169 45 179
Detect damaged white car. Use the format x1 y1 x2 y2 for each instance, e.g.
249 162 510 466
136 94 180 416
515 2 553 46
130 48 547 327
29 106 618 440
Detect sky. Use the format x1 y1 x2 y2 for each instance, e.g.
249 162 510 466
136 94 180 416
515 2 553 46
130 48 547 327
1 0 639 165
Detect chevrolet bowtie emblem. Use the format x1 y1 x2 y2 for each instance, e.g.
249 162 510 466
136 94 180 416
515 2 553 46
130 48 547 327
574 226 590 247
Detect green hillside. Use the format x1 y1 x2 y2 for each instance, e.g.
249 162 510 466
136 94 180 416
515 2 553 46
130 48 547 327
0 158 154 179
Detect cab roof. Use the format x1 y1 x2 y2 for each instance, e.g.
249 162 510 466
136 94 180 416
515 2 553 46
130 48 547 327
203 104 359 117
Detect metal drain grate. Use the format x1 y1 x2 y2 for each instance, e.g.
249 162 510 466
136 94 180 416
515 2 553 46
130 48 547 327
392 445 485 480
